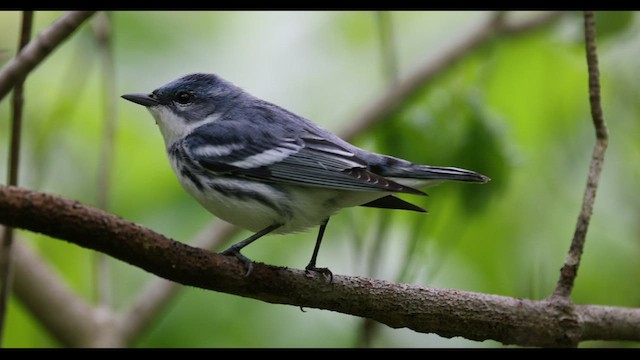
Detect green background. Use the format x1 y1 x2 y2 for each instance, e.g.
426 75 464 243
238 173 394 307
0 11 638 348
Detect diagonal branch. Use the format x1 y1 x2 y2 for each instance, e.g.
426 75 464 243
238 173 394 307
117 220 238 345
11 238 120 347
340 11 563 141
0 185 638 347
552 11 609 300
0 11 95 102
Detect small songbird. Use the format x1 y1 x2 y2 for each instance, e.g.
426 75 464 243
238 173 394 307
122 73 490 279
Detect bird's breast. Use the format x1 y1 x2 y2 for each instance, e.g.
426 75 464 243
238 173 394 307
169 160 389 234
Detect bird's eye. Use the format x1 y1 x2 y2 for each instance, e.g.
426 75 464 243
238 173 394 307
176 91 192 104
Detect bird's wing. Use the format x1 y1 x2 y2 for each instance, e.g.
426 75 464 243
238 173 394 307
182 122 423 195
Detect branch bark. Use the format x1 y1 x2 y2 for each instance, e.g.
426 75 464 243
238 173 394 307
0 185 638 347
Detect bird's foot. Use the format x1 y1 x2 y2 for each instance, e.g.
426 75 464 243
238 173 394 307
221 248 254 277
305 264 333 283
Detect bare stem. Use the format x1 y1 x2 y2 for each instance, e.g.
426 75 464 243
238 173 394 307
7 11 33 187
92 11 117 308
551 11 609 300
0 10 33 346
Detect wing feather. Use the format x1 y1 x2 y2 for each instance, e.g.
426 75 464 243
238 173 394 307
182 119 423 195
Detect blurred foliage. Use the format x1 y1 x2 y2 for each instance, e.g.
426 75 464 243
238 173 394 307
0 11 639 348
596 11 634 40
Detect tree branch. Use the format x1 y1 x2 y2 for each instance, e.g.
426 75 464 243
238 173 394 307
340 11 563 141
552 11 609 300
0 11 95 102
0 185 638 347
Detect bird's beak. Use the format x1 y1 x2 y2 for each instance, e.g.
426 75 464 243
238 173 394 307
121 93 159 107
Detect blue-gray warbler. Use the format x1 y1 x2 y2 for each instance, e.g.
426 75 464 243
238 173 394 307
122 73 490 279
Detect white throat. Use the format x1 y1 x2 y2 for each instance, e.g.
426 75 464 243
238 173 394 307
147 106 221 148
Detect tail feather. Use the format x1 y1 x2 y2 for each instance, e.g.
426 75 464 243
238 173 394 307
370 155 490 184
410 165 491 183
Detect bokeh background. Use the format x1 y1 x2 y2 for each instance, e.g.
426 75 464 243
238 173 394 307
0 11 639 348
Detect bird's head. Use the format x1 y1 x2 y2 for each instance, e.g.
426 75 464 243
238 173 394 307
122 73 242 146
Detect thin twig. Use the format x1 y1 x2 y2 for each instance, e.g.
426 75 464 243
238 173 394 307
552 11 609 300
92 11 117 308
93 13 116 212
0 11 33 346
0 11 95 102
7 11 33 186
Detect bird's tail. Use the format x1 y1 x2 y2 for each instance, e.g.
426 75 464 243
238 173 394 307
367 155 490 191
408 165 490 183
383 164 490 192
373 155 490 187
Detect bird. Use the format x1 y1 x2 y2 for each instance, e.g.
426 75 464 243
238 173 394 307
122 73 490 280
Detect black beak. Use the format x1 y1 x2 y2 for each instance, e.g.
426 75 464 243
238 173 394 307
121 93 159 107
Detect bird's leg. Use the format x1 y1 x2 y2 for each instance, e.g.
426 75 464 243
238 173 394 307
221 223 282 277
305 218 333 282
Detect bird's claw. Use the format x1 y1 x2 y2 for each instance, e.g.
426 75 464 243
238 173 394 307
221 249 254 277
305 265 333 283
